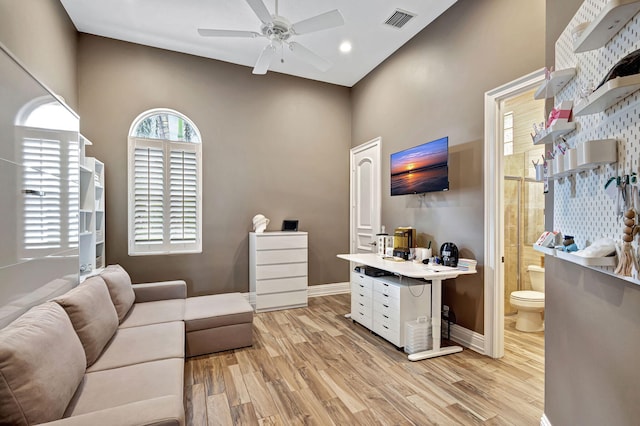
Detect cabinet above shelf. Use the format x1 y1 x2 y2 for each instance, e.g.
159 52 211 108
573 0 640 53
574 74 640 116
534 68 576 99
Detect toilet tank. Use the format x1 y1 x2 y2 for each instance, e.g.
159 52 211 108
527 265 545 292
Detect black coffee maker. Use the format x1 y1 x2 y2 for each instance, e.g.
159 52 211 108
440 242 459 267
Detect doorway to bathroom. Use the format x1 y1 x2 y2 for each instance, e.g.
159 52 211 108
500 88 546 320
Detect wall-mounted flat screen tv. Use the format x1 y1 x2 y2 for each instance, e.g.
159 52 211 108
390 136 449 196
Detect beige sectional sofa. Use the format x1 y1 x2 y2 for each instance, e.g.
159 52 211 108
0 265 253 426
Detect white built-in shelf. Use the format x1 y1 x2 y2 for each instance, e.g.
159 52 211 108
80 165 92 174
555 250 617 266
533 121 576 145
79 232 93 238
533 245 556 255
534 68 576 99
573 0 640 53
574 74 640 116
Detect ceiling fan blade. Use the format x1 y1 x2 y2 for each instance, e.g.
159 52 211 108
288 42 331 72
198 29 260 38
291 9 344 35
253 44 277 74
245 0 273 25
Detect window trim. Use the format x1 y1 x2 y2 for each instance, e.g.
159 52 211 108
127 109 202 256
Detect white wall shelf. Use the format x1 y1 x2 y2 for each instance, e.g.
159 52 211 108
533 121 576 145
574 74 640 116
79 135 106 279
555 250 617 266
573 0 640 53
534 68 576 99
533 244 556 256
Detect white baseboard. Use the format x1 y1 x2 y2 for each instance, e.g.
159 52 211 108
448 323 485 354
540 413 552 426
308 282 350 297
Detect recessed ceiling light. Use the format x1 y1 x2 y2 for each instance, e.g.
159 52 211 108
339 41 352 53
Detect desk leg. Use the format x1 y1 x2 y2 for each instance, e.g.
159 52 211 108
408 278 463 361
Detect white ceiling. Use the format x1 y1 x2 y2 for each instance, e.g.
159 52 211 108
60 0 457 87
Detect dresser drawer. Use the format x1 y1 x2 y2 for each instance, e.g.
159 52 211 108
255 234 307 250
352 309 372 329
352 291 372 311
255 290 307 311
373 280 401 299
351 272 373 288
373 299 400 320
373 319 401 346
373 289 400 308
256 262 307 280
256 248 307 265
256 276 307 295
351 280 373 298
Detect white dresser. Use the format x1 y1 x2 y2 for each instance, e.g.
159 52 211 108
351 271 430 348
249 232 308 312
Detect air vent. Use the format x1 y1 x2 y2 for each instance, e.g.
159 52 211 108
384 9 416 29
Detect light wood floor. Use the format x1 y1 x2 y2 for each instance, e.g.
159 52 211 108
185 294 544 425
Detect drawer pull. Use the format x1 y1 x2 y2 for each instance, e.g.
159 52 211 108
359 312 364 316
383 304 389 308
383 294 389 298
359 303 364 307
359 284 364 288
359 294 364 297
383 325 389 329
383 283 389 287
383 315 389 319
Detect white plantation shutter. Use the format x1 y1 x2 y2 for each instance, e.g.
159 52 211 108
128 109 201 255
170 150 197 243
134 146 164 245
22 137 62 250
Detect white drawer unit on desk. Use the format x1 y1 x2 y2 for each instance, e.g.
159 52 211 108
249 232 308 312
350 273 431 348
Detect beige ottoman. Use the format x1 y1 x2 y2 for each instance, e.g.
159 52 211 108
184 293 253 357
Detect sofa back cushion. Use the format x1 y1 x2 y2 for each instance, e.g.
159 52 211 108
54 276 119 366
100 264 136 322
0 302 86 425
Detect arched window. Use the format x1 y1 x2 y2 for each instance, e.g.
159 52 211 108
128 109 202 255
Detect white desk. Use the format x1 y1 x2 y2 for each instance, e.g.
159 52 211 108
337 253 476 361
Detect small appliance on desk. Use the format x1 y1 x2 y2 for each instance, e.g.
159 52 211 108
393 227 416 260
440 242 459 267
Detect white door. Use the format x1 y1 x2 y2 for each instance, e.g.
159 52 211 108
350 137 381 254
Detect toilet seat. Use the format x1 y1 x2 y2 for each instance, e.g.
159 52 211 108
510 290 544 302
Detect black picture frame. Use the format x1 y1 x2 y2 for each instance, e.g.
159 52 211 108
281 220 298 231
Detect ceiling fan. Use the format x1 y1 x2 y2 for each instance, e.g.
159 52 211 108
198 0 344 75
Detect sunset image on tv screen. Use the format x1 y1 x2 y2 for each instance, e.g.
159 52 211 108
390 137 448 196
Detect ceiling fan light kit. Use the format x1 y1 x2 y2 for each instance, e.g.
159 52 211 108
198 0 344 75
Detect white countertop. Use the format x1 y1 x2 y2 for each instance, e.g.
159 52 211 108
337 253 475 280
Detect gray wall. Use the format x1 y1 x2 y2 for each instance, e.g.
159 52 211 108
545 256 640 425
0 0 78 110
77 35 351 295
351 0 545 333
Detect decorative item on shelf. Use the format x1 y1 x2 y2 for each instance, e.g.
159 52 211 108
252 214 269 233
556 235 578 252
536 230 560 248
547 100 573 128
615 208 638 277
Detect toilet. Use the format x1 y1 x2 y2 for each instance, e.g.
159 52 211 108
509 265 545 332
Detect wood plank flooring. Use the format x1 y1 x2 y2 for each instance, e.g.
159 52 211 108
185 295 544 425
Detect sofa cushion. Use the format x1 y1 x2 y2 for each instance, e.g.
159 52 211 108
87 321 184 372
100 264 136 322
54 276 119 367
184 293 253 332
64 358 184 418
0 302 86 425
118 299 185 329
